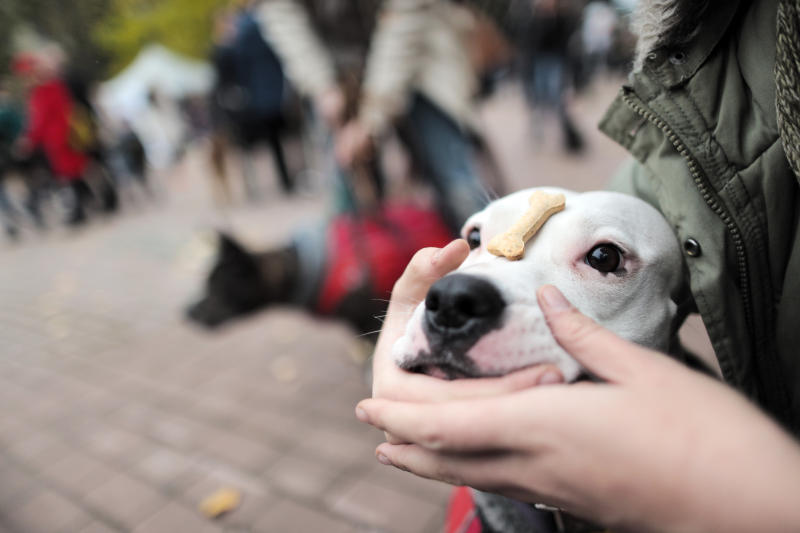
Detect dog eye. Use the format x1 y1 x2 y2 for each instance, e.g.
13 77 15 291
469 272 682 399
586 244 622 273
466 228 481 250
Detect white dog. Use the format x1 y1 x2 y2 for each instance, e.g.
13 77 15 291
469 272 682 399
392 187 684 382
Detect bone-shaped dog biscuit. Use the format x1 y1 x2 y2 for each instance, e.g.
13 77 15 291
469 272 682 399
487 191 566 260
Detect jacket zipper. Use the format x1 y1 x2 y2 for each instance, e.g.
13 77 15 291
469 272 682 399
620 89 753 383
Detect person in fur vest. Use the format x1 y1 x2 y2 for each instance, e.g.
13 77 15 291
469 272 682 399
358 1 800 532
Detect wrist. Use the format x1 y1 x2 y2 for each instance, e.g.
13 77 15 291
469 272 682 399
675 402 800 532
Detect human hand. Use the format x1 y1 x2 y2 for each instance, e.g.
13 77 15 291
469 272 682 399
315 87 346 129
335 119 375 169
357 286 800 533
370 239 565 443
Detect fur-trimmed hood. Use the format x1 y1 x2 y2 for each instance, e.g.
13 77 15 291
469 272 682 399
631 0 712 71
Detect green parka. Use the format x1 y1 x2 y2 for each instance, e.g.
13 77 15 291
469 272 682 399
600 0 799 433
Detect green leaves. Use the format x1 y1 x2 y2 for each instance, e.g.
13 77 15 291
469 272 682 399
95 0 228 75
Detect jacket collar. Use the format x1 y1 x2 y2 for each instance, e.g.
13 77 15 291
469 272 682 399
630 0 741 89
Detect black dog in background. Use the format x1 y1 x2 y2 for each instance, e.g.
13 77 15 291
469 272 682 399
186 205 453 337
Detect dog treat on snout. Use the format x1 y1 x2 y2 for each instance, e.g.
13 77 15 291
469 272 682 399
488 191 566 260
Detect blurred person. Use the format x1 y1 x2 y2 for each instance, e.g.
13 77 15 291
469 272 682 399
0 81 24 239
258 0 501 232
65 69 119 214
255 1 378 131
229 2 294 198
134 88 187 172
256 0 379 212
334 0 499 232
208 8 240 205
521 0 585 153
15 46 91 226
463 3 515 98
581 0 619 77
107 121 149 202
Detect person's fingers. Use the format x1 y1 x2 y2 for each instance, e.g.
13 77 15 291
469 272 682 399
371 364 563 446
377 363 564 403
372 241 468 376
373 443 516 492
388 239 470 316
537 285 662 383
356 394 549 452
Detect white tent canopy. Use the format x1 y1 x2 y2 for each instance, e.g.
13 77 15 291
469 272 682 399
97 43 214 122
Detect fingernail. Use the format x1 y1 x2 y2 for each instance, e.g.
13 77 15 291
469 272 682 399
376 453 392 466
538 371 563 385
355 406 369 423
539 285 570 312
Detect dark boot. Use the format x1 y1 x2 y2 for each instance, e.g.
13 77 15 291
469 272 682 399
65 180 89 227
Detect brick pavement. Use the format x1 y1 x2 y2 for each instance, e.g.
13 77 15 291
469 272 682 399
0 79 714 533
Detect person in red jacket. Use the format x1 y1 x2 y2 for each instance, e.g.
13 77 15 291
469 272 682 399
14 47 90 225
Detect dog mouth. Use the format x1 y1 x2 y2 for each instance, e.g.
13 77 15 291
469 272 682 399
399 351 482 380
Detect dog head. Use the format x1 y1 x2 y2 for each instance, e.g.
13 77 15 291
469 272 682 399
186 233 297 328
392 188 683 381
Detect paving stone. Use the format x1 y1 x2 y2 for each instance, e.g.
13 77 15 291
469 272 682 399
233 407 307 447
182 464 272 507
293 422 379 467
214 490 274 529
42 449 119 497
83 473 164 530
262 452 339 500
364 461 454 502
326 477 445 533
180 469 274 529
132 502 222 533
143 414 208 452
200 431 279 474
190 395 242 426
78 425 154 466
78 521 120 533
5 488 92 533
252 498 355 533
3 428 68 469
0 463 42 508
133 446 202 492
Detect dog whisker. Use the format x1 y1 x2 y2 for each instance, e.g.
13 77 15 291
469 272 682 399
356 329 384 338
479 182 501 204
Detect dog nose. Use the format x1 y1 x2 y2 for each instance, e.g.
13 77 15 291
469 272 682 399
425 274 505 332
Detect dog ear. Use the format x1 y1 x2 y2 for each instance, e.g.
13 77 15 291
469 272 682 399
217 231 250 260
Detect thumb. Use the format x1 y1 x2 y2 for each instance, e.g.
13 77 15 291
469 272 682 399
373 239 470 384
537 285 657 383
387 239 470 317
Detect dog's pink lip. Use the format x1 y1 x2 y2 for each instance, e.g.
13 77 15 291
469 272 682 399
421 365 450 380
402 360 478 380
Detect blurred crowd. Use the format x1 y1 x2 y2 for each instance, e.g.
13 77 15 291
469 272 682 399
0 45 149 239
0 0 637 242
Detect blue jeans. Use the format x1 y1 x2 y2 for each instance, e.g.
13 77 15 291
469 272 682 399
526 53 566 111
398 93 488 233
